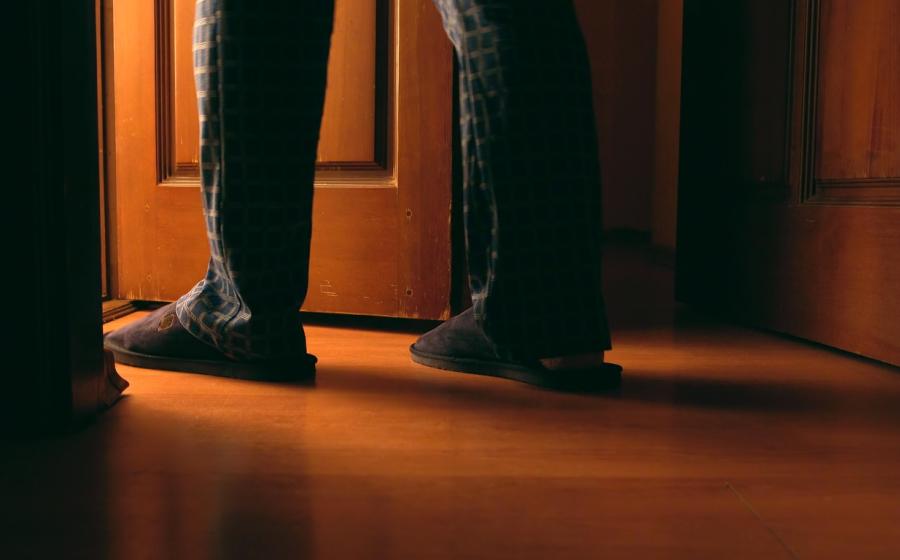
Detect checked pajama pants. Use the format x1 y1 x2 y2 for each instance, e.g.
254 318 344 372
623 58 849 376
176 0 612 362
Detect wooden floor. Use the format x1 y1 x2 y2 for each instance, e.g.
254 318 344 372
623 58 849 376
4 247 900 559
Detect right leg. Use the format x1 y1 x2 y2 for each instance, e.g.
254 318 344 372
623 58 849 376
105 0 335 379
178 0 335 361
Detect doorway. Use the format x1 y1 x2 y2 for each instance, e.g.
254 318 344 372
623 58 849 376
99 0 454 321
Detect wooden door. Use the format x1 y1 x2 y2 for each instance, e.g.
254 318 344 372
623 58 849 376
104 0 453 319
11 0 111 432
677 0 900 365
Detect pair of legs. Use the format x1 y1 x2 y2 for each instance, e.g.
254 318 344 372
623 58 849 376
106 0 618 389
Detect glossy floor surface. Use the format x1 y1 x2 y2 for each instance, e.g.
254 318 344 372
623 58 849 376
4 248 900 559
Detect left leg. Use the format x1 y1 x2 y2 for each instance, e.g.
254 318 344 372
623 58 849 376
410 0 620 389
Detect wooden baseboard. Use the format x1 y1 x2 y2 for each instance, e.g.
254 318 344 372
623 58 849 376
102 299 142 323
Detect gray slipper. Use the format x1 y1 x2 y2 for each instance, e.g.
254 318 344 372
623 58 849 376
104 303 316 381
410 308 622 391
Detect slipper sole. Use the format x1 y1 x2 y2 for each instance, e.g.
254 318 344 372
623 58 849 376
105 340 316 382
409 344 622 391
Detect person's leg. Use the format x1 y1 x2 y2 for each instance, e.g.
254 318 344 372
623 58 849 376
411 0 618 388
105 0 334 379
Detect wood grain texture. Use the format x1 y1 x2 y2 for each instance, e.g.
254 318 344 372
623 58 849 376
395 0 454 318
316 0 379 164
106 0 453 318
816 0 900 181
5 249 900 556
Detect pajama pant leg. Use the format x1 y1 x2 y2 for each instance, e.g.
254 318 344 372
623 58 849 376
176 0 334 361
431 0 612 359
180 0 609 362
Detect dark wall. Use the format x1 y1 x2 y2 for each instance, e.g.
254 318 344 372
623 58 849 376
575 0 660 233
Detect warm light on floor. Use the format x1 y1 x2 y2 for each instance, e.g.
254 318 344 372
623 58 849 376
6 250 900 559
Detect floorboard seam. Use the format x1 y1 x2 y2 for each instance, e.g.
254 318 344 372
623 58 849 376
726 481 799 559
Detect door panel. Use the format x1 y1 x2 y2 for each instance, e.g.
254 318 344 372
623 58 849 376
316 0 380 163
169 0 381 169
107 0 453 319
677 0 900 365
816 0 900 181
172 0 199 173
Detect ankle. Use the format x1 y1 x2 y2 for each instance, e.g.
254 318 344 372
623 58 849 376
539 351 605 371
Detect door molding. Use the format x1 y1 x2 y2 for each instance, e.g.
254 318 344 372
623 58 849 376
792 0 900 206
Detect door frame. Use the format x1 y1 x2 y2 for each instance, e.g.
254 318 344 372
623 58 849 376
10 0 109 434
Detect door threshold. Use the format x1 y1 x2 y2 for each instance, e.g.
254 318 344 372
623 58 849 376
102 300 145 323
